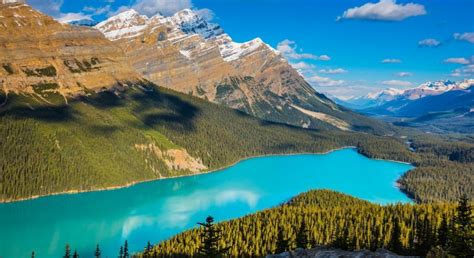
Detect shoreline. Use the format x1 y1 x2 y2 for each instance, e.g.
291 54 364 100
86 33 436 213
0 146 414 204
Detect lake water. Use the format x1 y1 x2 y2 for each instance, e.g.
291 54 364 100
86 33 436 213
0 148 413 258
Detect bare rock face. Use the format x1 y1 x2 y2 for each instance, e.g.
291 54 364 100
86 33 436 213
95 9 354 131
266 247 416 258
0 3 141 101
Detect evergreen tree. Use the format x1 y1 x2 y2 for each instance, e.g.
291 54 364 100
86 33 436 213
295 220 309 249
275 227 290 254
64 244 71 258
31 251 35 258
143 241 153 257
94 244 101 258
389 217 403 254
197 216 227 257
415 216 434 255
123 240 129 258
437 214 449 248
73 250 79 258
450 194 473 257
118 246 124 258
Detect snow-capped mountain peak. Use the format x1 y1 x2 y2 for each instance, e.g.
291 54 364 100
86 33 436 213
366 88 404 100
168 9 224 39
95 9 148 40
350 79 474 109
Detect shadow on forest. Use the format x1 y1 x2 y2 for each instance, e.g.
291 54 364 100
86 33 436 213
0 84 201 133
0 96 76 122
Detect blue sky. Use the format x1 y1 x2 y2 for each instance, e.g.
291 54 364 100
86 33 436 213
27 0 474 98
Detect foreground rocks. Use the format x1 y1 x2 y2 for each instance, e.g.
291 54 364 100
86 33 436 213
266 247 417 258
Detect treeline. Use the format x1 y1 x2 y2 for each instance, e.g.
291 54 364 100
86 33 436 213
356 134 474 203
140 190 473 257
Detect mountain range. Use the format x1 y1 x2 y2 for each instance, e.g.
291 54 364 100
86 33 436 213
338 80 474 133
94 8 383 132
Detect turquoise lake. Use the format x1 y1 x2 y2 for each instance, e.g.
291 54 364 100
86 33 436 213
0 148 413 258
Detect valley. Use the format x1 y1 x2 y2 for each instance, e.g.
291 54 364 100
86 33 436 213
0 1 472 257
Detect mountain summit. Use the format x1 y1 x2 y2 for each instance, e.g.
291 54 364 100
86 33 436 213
95 9 383 132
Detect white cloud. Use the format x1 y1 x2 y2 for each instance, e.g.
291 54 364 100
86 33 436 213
444 58 470 65
319 68 347 74
382 58 402 64
418 38 441 47
290 62 315 71
195 8 214 21
338 0 426 21
451 64 474 77
277 40 330 61
318 55 331 61
57 12 93 23
131 0 193 17
27 0 63 16
396 72 413 77
454 32 474 44
83 5 112 16
449 56 474 77
382 80 413 87
27 0 98 23
307 75 345 87
318 83 381 100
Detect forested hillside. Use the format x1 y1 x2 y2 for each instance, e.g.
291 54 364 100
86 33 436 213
140 190 472 257
0 83 473 203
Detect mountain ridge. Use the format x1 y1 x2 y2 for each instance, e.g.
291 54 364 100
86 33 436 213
94 8 388 133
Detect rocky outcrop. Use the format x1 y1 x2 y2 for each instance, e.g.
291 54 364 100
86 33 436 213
134 143 207 176
0 3 140 102
95 9 358 131
267 247 415 258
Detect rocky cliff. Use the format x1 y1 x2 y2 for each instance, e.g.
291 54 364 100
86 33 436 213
96 9 380 132
0 2 140 104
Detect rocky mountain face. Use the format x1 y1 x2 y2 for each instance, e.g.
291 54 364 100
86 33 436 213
0 2 140 103
95 9 378 132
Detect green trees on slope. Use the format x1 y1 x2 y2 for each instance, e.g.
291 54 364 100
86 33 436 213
145 190 473 257
0 84 472 203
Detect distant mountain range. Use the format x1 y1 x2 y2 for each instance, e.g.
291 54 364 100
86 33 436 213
337 80 474 133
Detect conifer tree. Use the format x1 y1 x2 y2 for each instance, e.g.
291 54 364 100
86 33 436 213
295 220 309 249
95 244 101 258
119 246 124 258
31 251 35 258
123 240 129 258
437 214 449 249
64 244 71 258
143 241 153 257
73 250 79 258
197 216 228 257
275 227 290 254
389 217 403 254
450 194 473 257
